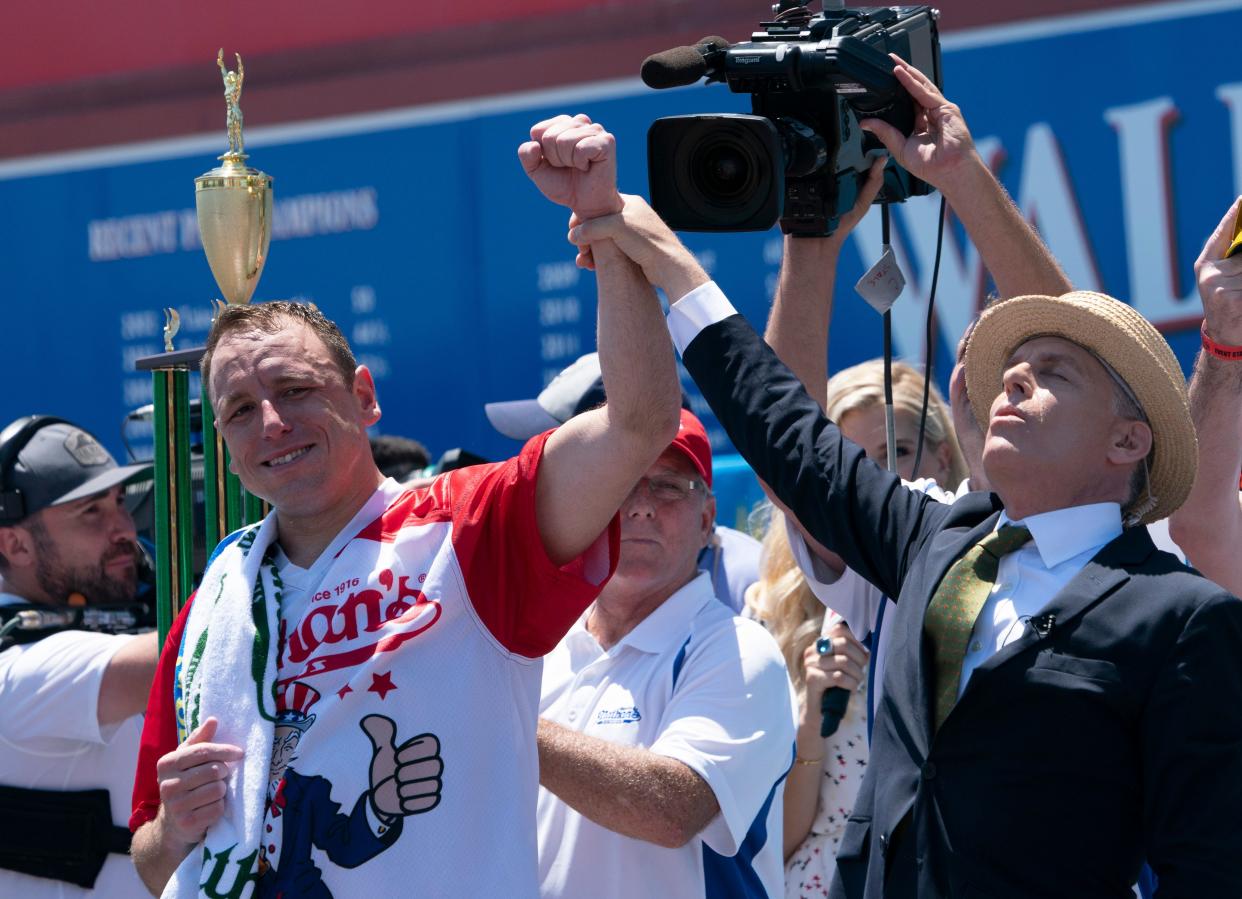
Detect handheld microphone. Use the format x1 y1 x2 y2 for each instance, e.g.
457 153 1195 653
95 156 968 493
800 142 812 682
640 36 730 90
817 610 852 738
820 679 850 738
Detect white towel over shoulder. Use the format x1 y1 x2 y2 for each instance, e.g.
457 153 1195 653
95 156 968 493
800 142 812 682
165 514 281 899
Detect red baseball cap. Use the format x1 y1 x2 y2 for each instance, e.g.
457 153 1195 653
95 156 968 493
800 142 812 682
667 409 712 489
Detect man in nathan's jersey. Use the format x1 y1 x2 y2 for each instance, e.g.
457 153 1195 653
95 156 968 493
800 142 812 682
128 113 683 898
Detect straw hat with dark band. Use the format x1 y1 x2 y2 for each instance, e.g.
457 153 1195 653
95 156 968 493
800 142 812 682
963 291 1196 526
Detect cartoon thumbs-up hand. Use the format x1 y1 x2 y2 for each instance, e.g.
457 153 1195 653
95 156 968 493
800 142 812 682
360 714 443 820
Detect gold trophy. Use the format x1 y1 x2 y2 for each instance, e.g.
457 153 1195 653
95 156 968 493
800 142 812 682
140 50 274 643
195 50 273 305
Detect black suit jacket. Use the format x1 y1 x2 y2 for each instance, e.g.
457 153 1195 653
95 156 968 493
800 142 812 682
684 314 1242 898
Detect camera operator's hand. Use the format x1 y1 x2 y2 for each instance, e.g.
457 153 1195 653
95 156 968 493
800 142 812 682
858 56 977 196
1197 197 1242 346
568 194 709 304
860 55 1070 302
518 114 624 220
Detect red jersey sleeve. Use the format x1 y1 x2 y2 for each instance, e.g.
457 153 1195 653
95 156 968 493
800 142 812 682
129 595 195 833
443 429 619 657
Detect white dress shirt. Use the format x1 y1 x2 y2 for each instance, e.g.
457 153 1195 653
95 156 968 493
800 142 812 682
958 504 1121 695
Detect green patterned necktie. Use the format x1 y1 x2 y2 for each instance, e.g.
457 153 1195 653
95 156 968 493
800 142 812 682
924 524 1032 730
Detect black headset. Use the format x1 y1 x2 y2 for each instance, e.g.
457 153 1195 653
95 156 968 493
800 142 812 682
0 415 71 525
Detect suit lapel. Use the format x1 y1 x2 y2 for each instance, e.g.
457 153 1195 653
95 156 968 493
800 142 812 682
956 526 1154 700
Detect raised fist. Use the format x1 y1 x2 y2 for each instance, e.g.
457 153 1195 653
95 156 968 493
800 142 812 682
518 113 623 220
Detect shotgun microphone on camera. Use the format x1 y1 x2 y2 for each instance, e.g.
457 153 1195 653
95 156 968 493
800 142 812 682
641 36 731 89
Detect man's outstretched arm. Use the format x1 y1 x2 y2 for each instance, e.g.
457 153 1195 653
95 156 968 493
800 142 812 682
1168 197 1242 592
570 197 946 600
517 115 684 566
98 630 158 727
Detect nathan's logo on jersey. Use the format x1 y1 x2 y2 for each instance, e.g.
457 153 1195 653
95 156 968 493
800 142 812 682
283 567 441 680
595 706 642 725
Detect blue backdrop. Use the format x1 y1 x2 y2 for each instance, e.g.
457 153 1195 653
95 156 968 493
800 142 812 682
2 2 1239 529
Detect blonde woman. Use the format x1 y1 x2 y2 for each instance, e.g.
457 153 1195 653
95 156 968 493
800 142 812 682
747 359 966 898
800 360 969 712
823 359 967 490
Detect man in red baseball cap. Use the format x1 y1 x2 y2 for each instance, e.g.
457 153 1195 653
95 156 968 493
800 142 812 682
486 355 762 613
534 408 795 899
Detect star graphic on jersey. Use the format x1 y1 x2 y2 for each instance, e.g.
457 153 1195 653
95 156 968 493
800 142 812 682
368 671 397 700
337 684 354 700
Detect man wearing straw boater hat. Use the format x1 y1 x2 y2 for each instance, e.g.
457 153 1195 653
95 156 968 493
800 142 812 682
566 156 1242 894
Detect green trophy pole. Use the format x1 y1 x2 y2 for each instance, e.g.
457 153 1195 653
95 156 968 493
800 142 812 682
243 489 265 525
226 471 244 533
138 313 199 645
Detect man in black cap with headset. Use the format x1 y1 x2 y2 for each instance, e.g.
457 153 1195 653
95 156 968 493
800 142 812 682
0 415 156 897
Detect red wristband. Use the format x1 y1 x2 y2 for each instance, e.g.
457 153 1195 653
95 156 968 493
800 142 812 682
1201 321 1242 361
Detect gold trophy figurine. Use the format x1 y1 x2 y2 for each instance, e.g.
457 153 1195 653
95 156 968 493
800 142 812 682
162 308 180 353
194 49 273 305
220 50 245 157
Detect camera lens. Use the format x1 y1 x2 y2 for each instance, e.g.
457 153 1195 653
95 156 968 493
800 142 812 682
673 119 777 226
691 142 758 202
648 114 783 232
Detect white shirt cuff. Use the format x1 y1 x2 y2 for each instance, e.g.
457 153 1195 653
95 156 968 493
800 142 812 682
784 515 843 588
666 281 737 355
784 518 878 641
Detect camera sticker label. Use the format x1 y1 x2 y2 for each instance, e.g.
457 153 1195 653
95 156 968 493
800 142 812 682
855 245 906 313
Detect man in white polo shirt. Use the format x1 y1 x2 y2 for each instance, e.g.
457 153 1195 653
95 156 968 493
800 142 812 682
536 409 795 898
